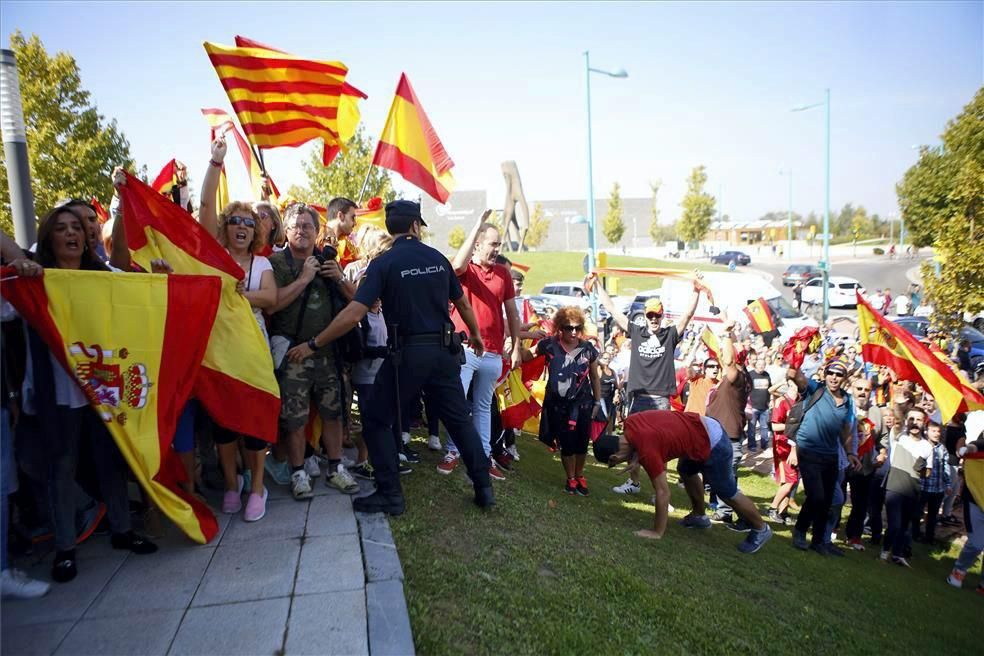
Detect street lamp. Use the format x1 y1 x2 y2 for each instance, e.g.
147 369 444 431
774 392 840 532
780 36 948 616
792 88 831 321
584 51 627 320
779 167 793 261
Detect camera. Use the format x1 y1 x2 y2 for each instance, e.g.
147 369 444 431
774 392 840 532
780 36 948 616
320 244 338 262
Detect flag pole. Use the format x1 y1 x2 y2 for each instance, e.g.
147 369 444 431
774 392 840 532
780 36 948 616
252 145 267 177
357 163 374 205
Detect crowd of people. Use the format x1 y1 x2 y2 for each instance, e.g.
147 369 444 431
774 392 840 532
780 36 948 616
1 135 982 604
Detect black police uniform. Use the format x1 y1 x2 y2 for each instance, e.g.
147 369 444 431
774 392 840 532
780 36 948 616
354 211 493 510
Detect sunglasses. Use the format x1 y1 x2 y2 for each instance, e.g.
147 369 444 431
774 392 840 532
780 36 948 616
705 364 720 370
560 324 583 332
854 386 871 393
645 312 663 320
826 371 846 378
227 216 256 228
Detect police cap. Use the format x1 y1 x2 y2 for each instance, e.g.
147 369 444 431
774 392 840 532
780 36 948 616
385 200 428 234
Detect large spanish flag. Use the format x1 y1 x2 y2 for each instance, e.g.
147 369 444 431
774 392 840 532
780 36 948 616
743 297 776 333
119 172 281 443
856 291 984 422
495 368 542 430
1 268 221 543
372 73 456 203
151 159 180 196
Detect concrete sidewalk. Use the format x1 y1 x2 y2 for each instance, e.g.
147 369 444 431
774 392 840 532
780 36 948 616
1 479 414 656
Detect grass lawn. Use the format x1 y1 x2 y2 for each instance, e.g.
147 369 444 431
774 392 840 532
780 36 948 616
390 431 981 655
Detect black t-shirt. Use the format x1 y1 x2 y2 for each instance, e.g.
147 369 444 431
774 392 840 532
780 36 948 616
599 370 617 399
354 236 462 336
627 323 679 397
748 370 772 410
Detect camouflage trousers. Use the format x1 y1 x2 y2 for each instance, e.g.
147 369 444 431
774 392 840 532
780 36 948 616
279 354 342 432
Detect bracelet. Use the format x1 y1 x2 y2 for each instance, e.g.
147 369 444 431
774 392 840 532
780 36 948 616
209 159 223 168
307 337 318 351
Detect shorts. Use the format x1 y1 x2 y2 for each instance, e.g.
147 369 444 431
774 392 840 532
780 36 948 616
677 434 739 501
213 424 268 451
543 399 591 457
773 439 800 485
279 355 342 432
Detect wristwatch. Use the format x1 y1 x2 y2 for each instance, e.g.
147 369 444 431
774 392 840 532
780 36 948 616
307 337 318 351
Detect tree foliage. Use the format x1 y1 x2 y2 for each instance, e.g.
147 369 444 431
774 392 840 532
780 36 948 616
602 182 625 245
897 86 984 330
524 202 550 248
677 166 716 244
647 179 664 242
295 124 395 204
0 32 135 237
447 226 465 249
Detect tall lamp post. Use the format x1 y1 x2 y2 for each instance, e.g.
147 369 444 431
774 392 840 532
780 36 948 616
0 49 36 247
792 88 831 321
584 51 627 320
565 214 589 251
779 167 793 261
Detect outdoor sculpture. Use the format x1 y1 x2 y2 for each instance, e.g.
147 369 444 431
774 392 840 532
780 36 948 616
500 160 530 251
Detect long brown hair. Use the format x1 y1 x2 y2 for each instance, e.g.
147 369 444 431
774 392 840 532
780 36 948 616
34 206 108 271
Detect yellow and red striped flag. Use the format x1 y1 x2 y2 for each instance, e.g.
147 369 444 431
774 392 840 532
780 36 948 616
1 267 222 543
119 172 281 443
701 326 721 359
201 108 283 204
91 197 109 224
355 196 386 234
743 297 776 333
856 292 984 422
495 368 542 430
203 37 366 165
151 159 179 196
965 451 984 509
373 73 456 203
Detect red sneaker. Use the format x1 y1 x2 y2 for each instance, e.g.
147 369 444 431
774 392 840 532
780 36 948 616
436 452 459 475
565 478 578 495
489 463 506 481
575 476 590 496
847 538 865 551
493 452 514 472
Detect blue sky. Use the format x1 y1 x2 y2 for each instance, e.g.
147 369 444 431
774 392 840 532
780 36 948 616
2 1 981 224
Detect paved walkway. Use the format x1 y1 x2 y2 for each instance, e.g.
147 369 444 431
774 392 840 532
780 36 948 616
1 477 415 656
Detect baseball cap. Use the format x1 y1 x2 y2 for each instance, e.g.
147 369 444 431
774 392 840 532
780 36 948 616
644 298 664 315
384 200 427 234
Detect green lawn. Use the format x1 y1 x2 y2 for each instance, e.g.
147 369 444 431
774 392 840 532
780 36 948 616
390 432 981 655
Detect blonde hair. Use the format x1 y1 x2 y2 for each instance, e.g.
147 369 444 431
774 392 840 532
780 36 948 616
217 201 263 254
359 227 393 262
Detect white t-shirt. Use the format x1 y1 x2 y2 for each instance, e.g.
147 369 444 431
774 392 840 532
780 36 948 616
894 295 911 315
241 255 272 340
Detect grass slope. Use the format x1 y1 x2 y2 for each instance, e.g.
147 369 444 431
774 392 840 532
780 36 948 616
390 433 981 656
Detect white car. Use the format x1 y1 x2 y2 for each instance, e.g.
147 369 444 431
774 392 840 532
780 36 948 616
800 276 865 308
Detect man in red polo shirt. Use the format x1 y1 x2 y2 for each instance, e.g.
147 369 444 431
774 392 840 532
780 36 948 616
593 410 772 553
438 212 523 480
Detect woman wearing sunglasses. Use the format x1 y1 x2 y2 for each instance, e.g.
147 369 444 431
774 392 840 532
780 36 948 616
199 138 278 522
523 306 602 495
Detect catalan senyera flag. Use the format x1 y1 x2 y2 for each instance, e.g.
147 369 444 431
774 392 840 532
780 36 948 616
204 37 367 167
495 368 541 430
151 159 179 196
373 73 456 203
1 267 221 543
119 172 281 442
743 297 776 333
856 291 984 422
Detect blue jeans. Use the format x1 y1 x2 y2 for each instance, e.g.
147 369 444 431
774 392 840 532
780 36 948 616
446 348 501 458
709 439 744 516
746 408 771 450
824 466 848 544
954 502 984 573
628 394 671 415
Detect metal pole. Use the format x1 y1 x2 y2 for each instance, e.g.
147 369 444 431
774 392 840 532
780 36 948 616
357 163 375 205
899 214 905 250
786 169 793 261
821 88 831 321
584 50 598 321
0 49 36 247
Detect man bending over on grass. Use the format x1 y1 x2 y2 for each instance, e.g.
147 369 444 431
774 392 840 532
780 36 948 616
593 410 773 553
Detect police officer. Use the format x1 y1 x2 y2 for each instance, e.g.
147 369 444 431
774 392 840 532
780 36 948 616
286 200 494 514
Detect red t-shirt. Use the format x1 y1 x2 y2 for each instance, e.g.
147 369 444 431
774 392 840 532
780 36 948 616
451 261 515 354
772 397 792 444
624 411 711 478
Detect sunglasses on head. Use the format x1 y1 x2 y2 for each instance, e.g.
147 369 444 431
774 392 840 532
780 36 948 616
560 324 583 332
227 216 256 228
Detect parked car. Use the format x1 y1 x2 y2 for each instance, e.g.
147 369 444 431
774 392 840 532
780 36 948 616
781 264 821 287
890 316 984 367
710 250 751 266
537 281 609 319
800 276 865 308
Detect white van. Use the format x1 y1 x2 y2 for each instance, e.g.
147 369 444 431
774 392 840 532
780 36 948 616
655 271 817 341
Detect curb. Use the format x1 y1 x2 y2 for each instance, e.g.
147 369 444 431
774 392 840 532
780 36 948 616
356 510 415 656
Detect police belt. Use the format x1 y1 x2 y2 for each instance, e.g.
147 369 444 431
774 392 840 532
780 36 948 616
402 333 444 346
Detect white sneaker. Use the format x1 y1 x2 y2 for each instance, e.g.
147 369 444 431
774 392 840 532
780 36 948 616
612 479 641 495
341 455 357 468
291 470 313 500
401 431 411 445
507 444 520 461
1 568 50 599
326 465 360 495
427 434 442 451
303 455 321 479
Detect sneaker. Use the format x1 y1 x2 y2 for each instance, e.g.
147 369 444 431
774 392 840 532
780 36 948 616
892 555 912 568
792 530 809 551
291 470 314 500
678 514 712 529
398 463 413 475
726 519 753 533
222 475 244 514
304 455 321 479
399 444 421 464
111 531 158 555
1 568 51 599
565 478 578 495
264 457 292 486
575 476 590 497
493 452 514 472
350 462 375 481
427 434 442 451
879 550 891 562
436 452 460 475
76 502 107 544
51 550 77 583
489 462 506 481
401 431 411 445
823 543 846 557
737 524 773 554
612 479 641 495
244 488 268 522
326 466 360 495
766 508 783 524
507 444 520 461
848 538 865 551
946 568 966 588
711 510 733 524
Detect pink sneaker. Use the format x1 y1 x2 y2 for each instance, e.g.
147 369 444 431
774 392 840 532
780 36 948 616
221 475 243 514
244 488 268 522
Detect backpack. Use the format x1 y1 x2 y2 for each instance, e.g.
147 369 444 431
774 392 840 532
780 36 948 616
784 387 826 442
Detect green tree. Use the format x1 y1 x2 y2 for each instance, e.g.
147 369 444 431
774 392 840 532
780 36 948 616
677 166 716 244
447 226 466 249
647 179 664 242
0 32 135 236
295 124 395 203
897 86 984 330
524 202 550 248
602 181 625 245
850 206 870 240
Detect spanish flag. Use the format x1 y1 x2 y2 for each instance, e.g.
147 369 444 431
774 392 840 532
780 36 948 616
781 326 821 368
495 368 542 430
151 159 180 196
372 74 456 203
356 197 386 233
1 268 222 543
701 326 721 359
856 291 984 422
964 452 984 509
119 172 281 443
201 108 282 203
91 197 109 224
743 297 776 333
